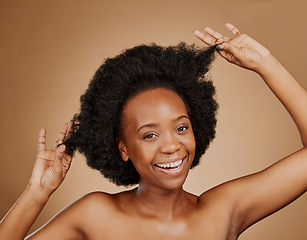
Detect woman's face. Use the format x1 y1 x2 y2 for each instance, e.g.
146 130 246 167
118 88 196 190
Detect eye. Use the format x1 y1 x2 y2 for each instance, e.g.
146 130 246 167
177 126 188 132
143 133 157 140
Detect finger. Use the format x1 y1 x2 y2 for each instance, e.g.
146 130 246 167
216 42 242 64
216 48 235 63
216 49 228 59
204 27 230 42
38 128 46 152
65 120 74 140
222 42 242 56
67 120 73 132
53 144 66 174
194 30 221 46
62 153 73 173
225 23 242 37
51 123 68 150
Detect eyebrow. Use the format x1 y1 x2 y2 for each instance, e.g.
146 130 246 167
137 115 189 133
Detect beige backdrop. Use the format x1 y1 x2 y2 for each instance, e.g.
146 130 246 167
1 0 307 239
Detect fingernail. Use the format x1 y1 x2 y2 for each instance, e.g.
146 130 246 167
216 44 224 50
60 145 65 152
216 38 224 44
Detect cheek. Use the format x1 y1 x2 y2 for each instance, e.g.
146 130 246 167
128 144 158 178
128 141 158 165
184 132 196 154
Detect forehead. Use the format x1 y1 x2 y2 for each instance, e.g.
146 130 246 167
123 88 189 127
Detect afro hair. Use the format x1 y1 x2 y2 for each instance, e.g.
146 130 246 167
64 42 218 186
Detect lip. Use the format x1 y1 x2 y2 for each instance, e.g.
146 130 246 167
154 156 187 176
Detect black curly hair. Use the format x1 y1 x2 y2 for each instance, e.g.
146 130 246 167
64 42 218 186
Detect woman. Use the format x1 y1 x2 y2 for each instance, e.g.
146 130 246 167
0 23 306 239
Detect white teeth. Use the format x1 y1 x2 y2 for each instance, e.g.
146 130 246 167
156 159 183 169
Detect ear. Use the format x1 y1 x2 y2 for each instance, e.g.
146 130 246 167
116 138 130 162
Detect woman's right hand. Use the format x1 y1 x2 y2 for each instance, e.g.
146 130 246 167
28 122 73 197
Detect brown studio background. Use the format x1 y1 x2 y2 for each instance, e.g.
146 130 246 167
1 0 307 239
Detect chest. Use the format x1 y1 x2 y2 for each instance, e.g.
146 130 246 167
86 209 237 240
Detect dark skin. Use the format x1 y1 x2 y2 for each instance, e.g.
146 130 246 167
0 23 306 240
24 88 237 239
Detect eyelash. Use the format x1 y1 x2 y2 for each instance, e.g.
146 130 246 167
177 126 188 132
143 133 157 139
143 125 188 139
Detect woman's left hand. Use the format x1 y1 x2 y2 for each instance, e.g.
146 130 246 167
194 23 271 72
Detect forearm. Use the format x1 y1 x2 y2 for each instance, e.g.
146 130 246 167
0 184 50 239
0 123 73 239
257 54 307 147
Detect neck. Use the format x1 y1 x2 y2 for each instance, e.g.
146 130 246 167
132 181 193 220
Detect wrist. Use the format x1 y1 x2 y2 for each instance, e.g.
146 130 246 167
254 54 282 77
25 182 52 204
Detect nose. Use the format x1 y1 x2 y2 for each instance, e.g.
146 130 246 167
159 132 181 154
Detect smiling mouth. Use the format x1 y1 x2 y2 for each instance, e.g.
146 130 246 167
154 158 185 171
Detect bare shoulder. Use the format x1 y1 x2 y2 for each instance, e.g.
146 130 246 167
70 191 130 227
78 191 118 209
197 149 307 236
26 191 126 240
198 180 235 206
80 189 136 211
56 191 120 218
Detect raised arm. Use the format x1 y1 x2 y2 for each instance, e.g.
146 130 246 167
194 24 307 234
0 122 73 239
195 23 307 147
